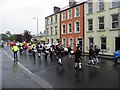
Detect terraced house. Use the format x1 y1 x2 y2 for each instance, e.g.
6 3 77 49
60 0 85 51
45 7 61 44
84 0 120 55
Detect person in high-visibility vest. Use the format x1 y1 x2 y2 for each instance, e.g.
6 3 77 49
12 44 19 63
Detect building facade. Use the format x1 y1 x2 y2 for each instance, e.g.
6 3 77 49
45 7 60 45
84 0 120 55
60 1 84 51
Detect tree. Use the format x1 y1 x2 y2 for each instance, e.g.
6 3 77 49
9 34 17 41
23 30 32 42
1 34 8 41
16 34 23 42
5 31 11 37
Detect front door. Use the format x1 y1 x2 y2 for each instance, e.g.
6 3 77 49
115 37 120 51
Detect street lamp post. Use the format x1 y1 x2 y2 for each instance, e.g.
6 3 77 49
33 17 38 36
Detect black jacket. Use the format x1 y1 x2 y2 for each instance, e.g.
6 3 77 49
75 49 82 58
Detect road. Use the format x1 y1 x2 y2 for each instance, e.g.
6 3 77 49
2 45 120 88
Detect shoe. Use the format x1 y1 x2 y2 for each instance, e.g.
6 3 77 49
79 68 82 70
60 63 62 65
74 67 77 69
88 62 91 65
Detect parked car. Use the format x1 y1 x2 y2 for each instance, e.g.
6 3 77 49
114 50 120 64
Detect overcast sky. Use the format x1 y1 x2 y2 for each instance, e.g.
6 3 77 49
0 0 81 35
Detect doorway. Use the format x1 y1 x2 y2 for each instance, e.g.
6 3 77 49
115 37 120 51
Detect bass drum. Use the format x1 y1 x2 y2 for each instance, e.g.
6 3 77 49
64 48 68 52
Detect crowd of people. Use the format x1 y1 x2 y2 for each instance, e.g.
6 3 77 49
11 41 100 70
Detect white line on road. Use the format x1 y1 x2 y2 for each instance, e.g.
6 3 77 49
3 50 54 88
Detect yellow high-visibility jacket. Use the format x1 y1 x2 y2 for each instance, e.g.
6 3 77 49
12 46 19 52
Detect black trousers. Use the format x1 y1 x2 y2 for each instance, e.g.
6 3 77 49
13 51 18 61
33 52 36 59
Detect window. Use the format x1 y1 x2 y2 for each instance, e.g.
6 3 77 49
46 18 49 25
75 21 80 33
112 0 119 8
62 38 66 47
88 2 93 14
101 37 106 50
51 17 53 24
68 23 72 33
89 37 94 47
99 0 104 11
88 19 93 31
68 9 72 19
98 16 104 30
62 11 66 20
55 26 58 35
51 27 53 36
75 6 80 17
111 14 118 29
46 28 49 35
68 38 73 47
55 15 57 23
62 24 66 34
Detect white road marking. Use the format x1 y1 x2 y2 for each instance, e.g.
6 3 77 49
3 50 54 88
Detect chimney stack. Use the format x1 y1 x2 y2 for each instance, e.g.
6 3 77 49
54 6 60 14
69 0 76 7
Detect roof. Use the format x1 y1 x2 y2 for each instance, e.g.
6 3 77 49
45 0 87 18
60 0 87 12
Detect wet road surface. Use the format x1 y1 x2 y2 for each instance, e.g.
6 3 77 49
2 48 42 88
2 46 120 88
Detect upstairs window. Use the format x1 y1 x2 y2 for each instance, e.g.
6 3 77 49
75 21 80 33
112 0 119 8
62 24 66 34
51 27 53 36
55 26 58 35
88 2 93 14
75 6 80 17
55 15 57 23
62 11 66 21
98 0 104 11
98 16 104 30
46 18 49 25
68 9 72 19
111 14 118 29
68 23 72 33
88 19 93 31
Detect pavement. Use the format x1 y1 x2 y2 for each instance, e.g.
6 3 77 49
1 46 120 89
83 53 114 60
